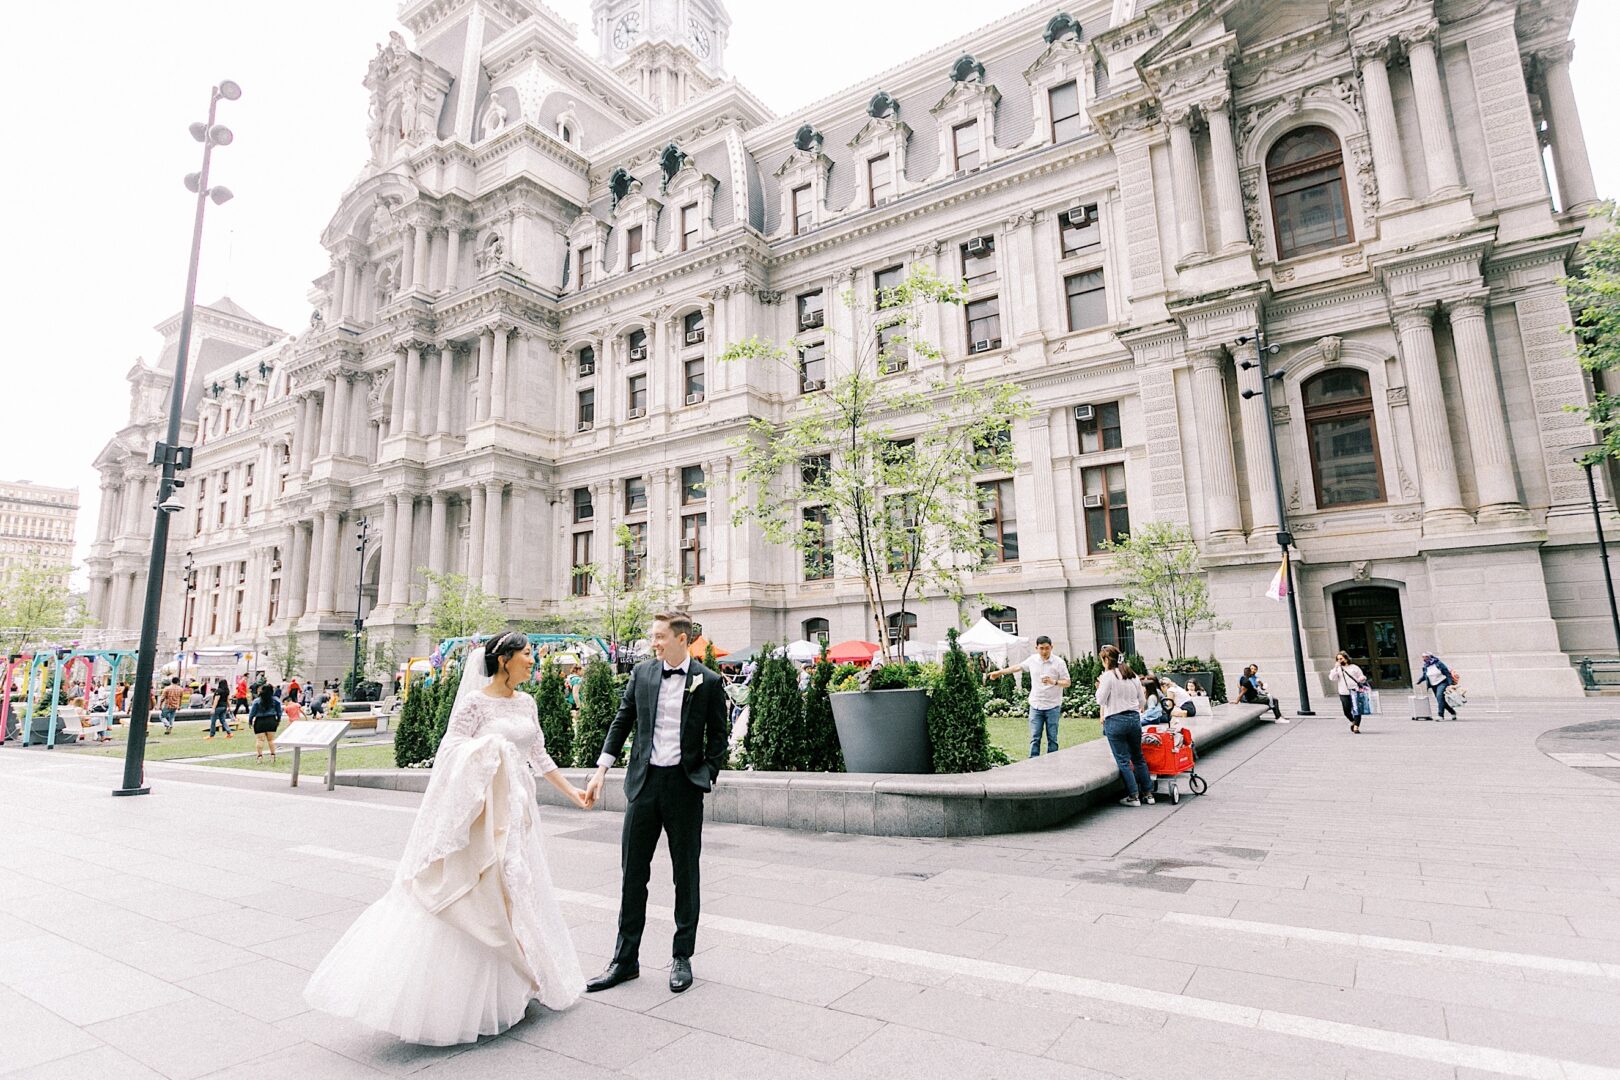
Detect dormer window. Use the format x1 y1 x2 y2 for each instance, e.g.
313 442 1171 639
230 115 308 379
577 246 594 287
868 154 894 207
952 121 980 172
626 226 644 270
681 204 699 251
1049 82 1082 142
792 184 813 234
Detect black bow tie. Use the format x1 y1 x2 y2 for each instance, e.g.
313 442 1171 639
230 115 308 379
662 666 686 679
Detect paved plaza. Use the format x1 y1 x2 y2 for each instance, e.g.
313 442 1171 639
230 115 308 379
3 706 1620 1080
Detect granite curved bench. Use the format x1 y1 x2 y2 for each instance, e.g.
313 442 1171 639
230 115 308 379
338 703 1274 837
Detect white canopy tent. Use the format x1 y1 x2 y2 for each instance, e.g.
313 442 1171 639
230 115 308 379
942 618 1030 667
785 640 821 662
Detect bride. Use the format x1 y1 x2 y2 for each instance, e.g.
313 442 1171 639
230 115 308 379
305 630 591 1045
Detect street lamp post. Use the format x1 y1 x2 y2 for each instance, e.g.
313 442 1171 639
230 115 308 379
116 80 241 797
350 517 370 698
1237 330 1315 716
1567 445 1620 654
176 551 197 685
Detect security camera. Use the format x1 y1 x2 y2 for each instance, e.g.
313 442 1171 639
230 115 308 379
156 497 186 514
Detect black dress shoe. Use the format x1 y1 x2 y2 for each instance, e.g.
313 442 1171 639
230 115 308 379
585 961 639 992
669 956 693 993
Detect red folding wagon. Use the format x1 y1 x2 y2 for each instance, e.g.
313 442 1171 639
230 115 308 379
1140 725 1207 804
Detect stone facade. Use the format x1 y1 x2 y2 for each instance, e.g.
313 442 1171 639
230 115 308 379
0 481 79 588
88 0 1605 698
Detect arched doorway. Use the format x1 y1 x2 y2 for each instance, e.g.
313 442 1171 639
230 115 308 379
1333 587 1409 688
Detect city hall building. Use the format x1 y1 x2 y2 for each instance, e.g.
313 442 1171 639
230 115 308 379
89 0 1604 698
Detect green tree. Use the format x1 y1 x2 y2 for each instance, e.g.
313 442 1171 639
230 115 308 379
563 525 676 655
702 640 717 670
266 628 305 684
801 650 843 772
412 570 506 650
527 657 575 768
1571 203 1620 455
722 264 1031 661
0 560 71 654
929 628 993 773
1104 521 1229 662
429 662 462 754
574 658 618 768
393 678 436 767
743 647 803 770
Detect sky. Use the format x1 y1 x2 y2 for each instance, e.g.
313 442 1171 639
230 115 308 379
5 0 1618 589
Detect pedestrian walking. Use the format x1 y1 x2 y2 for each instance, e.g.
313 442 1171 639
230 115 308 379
158 677 186 735
1327 651 1368 732
206 678 233 739
249 683 283 761
1237 664 1283 719
1097 644 1151 805
986 635 1071 757
233 675 250 717
1417 652 1457 720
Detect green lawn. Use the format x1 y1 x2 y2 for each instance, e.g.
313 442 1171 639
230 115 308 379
198 742 400 776
68 720 397 777
986 712 1102 762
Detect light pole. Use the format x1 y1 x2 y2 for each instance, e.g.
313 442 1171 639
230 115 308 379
176 551 197 685
349 517 370 698
1237 330 1315 716
116 80 241 797
1567 444 1620 654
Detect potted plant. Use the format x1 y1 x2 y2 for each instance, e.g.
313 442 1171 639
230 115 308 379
722 265 1030 774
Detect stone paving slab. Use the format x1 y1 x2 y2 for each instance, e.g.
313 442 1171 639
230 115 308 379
4 702 1620 1080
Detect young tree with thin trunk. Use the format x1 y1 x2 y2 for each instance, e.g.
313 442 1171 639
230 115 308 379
1104 521 1229 662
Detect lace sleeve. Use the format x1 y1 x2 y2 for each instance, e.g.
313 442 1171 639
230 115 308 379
523 695 559 776
435 694 483 760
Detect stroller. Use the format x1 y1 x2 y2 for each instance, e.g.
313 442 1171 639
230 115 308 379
1140 725 1207 804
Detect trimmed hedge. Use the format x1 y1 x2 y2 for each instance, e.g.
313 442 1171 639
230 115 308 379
927 629 993 773
575 658 618 767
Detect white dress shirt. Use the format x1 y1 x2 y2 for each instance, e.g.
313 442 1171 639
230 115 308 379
599 655 689 769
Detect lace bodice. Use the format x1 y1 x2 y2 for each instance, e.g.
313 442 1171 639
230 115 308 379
440 690 558 775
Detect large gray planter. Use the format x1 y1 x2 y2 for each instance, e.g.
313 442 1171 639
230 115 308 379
830 688 932 774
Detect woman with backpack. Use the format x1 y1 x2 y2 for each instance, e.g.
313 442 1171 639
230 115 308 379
1327 651 1368 733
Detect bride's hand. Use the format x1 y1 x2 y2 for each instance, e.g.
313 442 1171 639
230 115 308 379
571 786 593 810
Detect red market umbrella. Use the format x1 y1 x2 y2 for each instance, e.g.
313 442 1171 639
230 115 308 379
826 639 881 664
689 635 730 658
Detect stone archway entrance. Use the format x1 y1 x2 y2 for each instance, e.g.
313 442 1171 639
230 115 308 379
1333 586 1410 689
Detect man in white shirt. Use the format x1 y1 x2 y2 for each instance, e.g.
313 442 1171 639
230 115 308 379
584 611 730 996
987 635 1071 757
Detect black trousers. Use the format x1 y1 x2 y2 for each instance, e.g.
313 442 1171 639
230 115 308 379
614 764 705 964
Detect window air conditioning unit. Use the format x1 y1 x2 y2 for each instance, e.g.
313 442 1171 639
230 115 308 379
685 393 704 405
680 539 695 550
1074 404 1095 422
627 407 646 419
800 310 824 329
965 237 992 258
802 378 826 393
629 346 648 361
880 359 907 375
887 627 903 642
1064 202 1094 228
685 330 705 345
1083 494 1105 509
577 421 594 432
578 362 595 377
971 339 993 353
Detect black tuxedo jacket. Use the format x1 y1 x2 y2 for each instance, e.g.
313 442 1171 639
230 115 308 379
601 658 729 802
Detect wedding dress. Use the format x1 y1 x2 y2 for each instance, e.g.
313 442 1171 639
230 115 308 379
305 657 584 1045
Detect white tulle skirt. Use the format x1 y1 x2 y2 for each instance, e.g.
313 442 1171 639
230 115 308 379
304 735 584 1046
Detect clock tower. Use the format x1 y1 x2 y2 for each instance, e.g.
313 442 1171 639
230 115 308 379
592 0 730 111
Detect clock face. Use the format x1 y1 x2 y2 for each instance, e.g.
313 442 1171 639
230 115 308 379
688 16 711 59
612 13 639 50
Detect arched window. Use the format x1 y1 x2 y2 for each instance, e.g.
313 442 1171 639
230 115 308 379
802 617 830 644
1266 126 1353 259
1092 599 1134 656
887 610 917 643
1303 369 1385 507
983 606 1019 635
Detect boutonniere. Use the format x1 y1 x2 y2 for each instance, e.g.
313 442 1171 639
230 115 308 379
686 673 703 694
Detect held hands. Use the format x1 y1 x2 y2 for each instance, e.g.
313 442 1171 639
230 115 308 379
568 785 594 811
584 768 606 809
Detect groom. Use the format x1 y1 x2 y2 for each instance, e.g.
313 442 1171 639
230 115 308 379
584 610 729 994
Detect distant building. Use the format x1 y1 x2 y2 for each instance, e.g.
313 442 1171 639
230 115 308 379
0 480 79 587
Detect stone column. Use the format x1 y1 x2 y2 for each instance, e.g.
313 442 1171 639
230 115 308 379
288 521 310 619
400 236 416 293
1167 108 1207 261
1394 304 1465 520
316 378 336 458
1446 298 1521 513
340 259 359 322
403 344 422 435
481 481 504 597
1203 97 1248 249
390 349 407 433
316 510 341 614
392 494 416 607
476 330 493 424
1405 25 1462 194
467 485 486 585
376 496 397 609
305 513 326 616
1234 343 1279 532
490 326 510 423
504 486 525 600
330 260 347 322
1539 43 1599 212
436 344 456 435
427 492 449 600
1357 41 1410 205
412 223 431 291
330 374 352 457
445 228 463 292
1190 347 1243 540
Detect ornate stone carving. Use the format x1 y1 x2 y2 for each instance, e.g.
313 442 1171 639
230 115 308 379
1318 336 1343 365
476 232 506 274
1386 385 1409 406
481 94 508 138
1351 560 1371 582
1272 405 1291 423
1346 132 1379 215
1239 166 1264 247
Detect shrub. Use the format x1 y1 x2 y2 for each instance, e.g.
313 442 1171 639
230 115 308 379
1127 652 1149 679
392 678 437 767
990 667 1019 703
575 658 618 767
801 653 843 772
1062 684 1100 719
527 657 575 768
703 641 718 670
928 629 993 773
1068 652 1103 688
983 697 1019 718
429 664 461 755
1158 656 1228 704
743 647 803 770
867 661 923 692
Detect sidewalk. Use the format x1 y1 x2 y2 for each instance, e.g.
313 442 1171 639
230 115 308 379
3 704 1619 1079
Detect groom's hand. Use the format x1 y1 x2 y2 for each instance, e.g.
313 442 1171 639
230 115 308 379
585 767 606 808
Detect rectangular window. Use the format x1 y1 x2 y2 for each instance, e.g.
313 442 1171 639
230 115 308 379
683 309 705 343
681 513 706 584
680 203 700 251
878 321 907 371
577 388 595 428
571 532 592 595
572 486 593 523
803 505 832 580
979 479 1019 563
952 120 980 172
966 296 1002 351
1077 401 1123 453
241 494 251 519
1082 463 1130 554
627 328 647 359
792 184 813 234
960 238 996 284
868 154 893 207
1064 269 1107 331
684 358 705 402
624 476 647 513
798 342 827 391
874 264 904 308
1060 203 1101 255
623 522 646 589
627 373 648 414
886 494 919 572
577 246 593 287
798 289 825 330
233 588 244 633
216 501 227 528
1049 81 1083 143
973 427 1012 470
801 453 831 488
681 465 706 504
578 345 595 376
244 463 254 488
266 577 280 624
625 225 643 270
